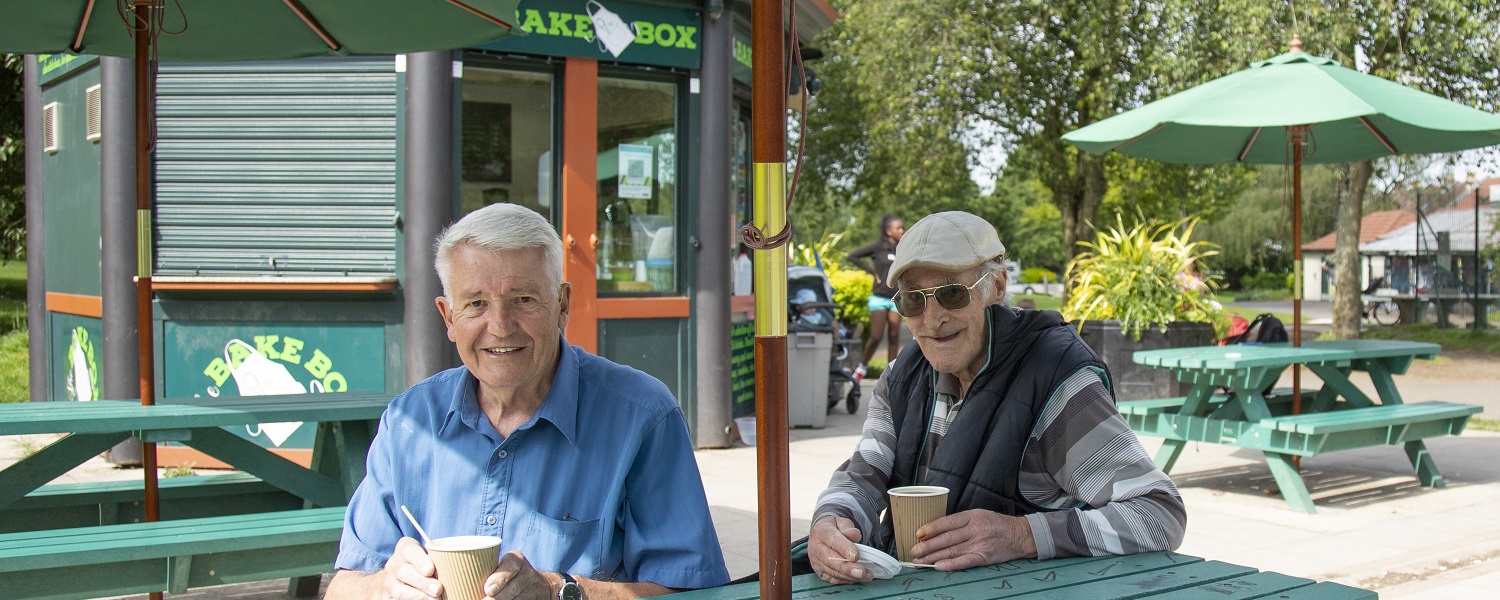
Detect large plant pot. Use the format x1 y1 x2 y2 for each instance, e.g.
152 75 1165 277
1076 320 1214 402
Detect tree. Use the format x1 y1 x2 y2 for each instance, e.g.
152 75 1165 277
0 54 23 262
1293 1 1500 338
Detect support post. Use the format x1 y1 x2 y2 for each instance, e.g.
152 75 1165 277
694 9 734 449
403 51 460 384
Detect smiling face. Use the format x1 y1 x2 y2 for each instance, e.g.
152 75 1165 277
435 244 571 406
899 265 1004 383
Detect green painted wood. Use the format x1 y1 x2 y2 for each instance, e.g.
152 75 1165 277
1137 571 1314 599
1265 452 1318 514
0 393 391 436
1406 440 1445 487
1303 364 1377 408
186 426 347 508
1266 581 1380 599
1260 402 1481 434
0 508 345 571
0 473 299 534
0 432 131 509
1019 560 1256 600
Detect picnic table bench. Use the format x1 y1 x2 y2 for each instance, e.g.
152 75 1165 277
1127 340 1481 513
661 550 1376 600
0 391 392 599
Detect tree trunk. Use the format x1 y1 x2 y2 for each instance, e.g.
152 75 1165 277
1331 160 1374 339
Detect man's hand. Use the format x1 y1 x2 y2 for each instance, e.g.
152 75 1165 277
909 509 1037 572
807 515 873 585
383 537 444 599
483 551 556 600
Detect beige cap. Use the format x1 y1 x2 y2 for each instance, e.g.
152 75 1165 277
886 211 1006 284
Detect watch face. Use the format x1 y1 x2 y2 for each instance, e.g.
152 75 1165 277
559 575 582 600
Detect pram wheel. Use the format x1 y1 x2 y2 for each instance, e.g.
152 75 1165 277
845 385 860 414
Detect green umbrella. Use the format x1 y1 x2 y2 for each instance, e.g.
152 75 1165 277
4 1 522 60
1063 42 1500 348
2 0 520 561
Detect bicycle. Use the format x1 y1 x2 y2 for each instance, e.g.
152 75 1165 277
1361 297 1400 326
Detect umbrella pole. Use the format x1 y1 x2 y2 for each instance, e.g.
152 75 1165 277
130 2 161 573
751 1 790 599
1290 126 1305 471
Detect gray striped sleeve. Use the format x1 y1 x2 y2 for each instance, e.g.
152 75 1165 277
812 375 899 548
1020 369 1187 559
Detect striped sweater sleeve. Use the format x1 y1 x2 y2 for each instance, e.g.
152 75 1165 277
811 374 899 549
1020 369 1187 559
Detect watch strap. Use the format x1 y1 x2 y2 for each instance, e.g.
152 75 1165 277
557 572 582 600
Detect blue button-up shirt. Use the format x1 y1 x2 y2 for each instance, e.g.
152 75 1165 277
336 339 729 589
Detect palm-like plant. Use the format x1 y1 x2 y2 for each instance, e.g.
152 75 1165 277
1062 215 1225 341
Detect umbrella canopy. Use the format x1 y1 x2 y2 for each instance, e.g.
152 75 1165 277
4 0 523 60
1064 50 1500 165
1063 42 1500 421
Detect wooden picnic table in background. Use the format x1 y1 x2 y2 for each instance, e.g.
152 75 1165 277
1124 340 1480 513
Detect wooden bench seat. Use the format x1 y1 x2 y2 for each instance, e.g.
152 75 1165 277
0 473 304 534
0 507 345 600
1258 401 1482 452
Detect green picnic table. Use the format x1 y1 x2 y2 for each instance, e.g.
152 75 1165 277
1125 340 1480 513
0 391 392 599
663 551 1376 600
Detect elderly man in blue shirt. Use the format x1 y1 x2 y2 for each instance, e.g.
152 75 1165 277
327 203 728 600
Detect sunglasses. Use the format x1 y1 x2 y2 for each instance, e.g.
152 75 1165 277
893 271 993 317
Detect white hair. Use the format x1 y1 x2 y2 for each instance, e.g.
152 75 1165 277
434 203 563 298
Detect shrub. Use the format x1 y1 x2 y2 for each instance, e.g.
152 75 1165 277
1062 215 1228 341
828 268 874 326
1241 270 1290 291
1019 267 1058 284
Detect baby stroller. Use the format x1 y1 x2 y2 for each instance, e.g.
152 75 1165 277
788 265 864 415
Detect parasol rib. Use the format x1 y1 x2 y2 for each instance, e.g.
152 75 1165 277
1358 116 1398 154
71 0 97 53
1112 123 1166 152
1237 127 1262 162
281 0 342 51
446 0 516 29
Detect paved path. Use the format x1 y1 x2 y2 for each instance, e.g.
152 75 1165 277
4 348 1497 599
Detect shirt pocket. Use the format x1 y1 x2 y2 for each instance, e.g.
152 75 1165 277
523 512 603 575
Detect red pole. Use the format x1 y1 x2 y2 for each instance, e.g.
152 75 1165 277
131 5 161 585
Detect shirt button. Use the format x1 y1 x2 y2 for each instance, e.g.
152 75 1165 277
497 450 508 459
487 515 497 525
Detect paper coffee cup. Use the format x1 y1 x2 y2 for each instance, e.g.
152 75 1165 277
427 535 501 600
888 485 948 562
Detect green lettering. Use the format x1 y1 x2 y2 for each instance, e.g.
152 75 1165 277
227 342 252 369
654 23 677 47
253 335 281 360
520 9 546 34
280 336 305 365
322 372 348 392
573 14 593 39
674 25 697 49
635 21 655 45
204 358 232 387
547 11 574 37
304 348 333 379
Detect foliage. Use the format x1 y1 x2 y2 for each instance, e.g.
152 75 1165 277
828 267 874 327
0 260 23 336
1361 323 1500 356
164 462 199 478
1469 417 1500 433
1240 271 1291 291
1 54 23 262
0 329 26 403
1018 267 1058 284
1062 215 1227 340
790 231 851 272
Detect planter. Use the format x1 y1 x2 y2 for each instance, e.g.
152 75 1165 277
1076 320 1214 402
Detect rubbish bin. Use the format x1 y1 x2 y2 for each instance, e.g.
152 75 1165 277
787 322 832 428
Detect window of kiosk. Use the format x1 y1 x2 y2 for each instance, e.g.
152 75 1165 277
597 76 679 294
459 60 557 221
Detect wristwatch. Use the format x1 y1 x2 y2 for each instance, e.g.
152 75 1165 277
557 572 582 600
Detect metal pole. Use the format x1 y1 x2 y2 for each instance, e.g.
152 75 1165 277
23 56 46 403
403 50 459 384
751 0 789 598
695 9 733 448
101 57 144 465
1474 187 1480 327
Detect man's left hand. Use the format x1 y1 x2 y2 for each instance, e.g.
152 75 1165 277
483 551 556 600
909 509 1038 571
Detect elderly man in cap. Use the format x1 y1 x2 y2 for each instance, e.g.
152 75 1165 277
807 211 1185 584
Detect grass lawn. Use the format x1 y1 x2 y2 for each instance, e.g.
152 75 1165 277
0 261 27 403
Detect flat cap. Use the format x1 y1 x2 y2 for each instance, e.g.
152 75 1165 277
887 211 1006 283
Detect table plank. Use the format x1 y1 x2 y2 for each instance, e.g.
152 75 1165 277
1114 571 1313 600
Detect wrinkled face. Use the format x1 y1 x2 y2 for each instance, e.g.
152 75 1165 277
436 245 571 402
899 265 1003 378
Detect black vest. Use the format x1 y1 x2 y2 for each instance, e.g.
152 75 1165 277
880 305 1108 544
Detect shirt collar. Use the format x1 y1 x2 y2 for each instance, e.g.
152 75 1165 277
438 334 581 445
